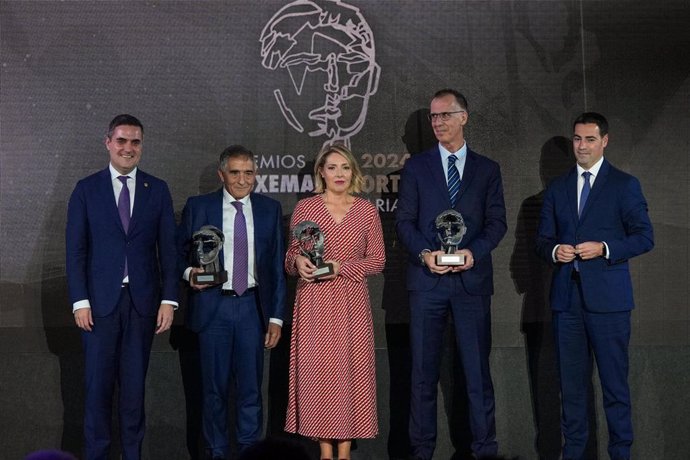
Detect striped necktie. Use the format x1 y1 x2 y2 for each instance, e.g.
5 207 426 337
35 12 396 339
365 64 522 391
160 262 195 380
447 154 460 207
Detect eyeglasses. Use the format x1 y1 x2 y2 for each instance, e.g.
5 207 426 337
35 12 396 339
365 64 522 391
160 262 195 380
427 110 466 122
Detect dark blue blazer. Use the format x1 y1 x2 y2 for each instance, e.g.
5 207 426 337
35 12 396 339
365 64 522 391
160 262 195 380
396 146 507 295
66 167 178 316
177 190 286 332
536 159 654 312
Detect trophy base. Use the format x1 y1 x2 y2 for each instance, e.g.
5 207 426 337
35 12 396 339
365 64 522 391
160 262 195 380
436 253 465 266
313 262 335 279
192 270 228 286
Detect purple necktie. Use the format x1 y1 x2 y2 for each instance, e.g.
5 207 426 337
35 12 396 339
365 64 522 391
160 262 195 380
232 201 248 296
118 176 131 278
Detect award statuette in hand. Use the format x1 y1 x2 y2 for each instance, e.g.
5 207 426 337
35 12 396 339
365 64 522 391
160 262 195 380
293 220 334 279
191 225 228 285
435 209 468 266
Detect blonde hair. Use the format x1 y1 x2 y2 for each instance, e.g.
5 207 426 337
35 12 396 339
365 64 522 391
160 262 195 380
313 143 364 194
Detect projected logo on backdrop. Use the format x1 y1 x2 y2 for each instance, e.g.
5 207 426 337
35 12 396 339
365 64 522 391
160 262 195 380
259 0 380 148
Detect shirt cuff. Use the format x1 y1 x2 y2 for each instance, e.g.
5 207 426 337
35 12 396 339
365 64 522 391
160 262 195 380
551 244 560 263
602 241 609 259
269 318 283 327
161 300 179 310
183 267 193 281
73 299 91 313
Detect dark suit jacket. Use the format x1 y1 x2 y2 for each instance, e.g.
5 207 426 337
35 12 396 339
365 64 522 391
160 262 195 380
536 159 654 312
177 190 286 332
66 167 178 316
396 146 507 295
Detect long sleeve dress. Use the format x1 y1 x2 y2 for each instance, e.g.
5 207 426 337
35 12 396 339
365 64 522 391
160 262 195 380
284 194 385 439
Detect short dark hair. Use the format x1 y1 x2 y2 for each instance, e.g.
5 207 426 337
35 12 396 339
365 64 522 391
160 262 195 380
433 88 468 111
573 112 608 136
219 144 255 171
107 114 144 138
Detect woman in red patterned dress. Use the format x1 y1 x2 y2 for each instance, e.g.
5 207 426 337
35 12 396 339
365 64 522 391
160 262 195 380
284 144 385 460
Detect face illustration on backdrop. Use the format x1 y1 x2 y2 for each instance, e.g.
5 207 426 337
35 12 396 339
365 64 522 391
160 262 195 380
260 0 380 147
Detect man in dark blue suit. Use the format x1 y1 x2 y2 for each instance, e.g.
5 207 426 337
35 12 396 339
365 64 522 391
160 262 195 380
177 145 286 459
536 113 654 460
66 114 178 460
396 89 507 459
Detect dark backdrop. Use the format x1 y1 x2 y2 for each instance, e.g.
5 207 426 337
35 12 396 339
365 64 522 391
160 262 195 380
1 1 688 459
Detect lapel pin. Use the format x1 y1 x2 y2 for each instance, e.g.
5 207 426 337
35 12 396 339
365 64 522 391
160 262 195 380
144 182 149 187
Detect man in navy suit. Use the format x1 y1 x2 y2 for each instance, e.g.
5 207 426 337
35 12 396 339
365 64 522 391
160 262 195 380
66 114 178 460
396 89 507 459
177 145 286 459
536 113 653 460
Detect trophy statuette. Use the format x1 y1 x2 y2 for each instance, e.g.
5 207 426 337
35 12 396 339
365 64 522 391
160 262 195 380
435 209 467 266
293 220 334 279
191 225 228 285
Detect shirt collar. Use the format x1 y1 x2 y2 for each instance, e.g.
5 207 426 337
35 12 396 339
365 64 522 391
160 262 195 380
109 164 138 181
576 156 604 178
222 188 251 206
439 141 467 160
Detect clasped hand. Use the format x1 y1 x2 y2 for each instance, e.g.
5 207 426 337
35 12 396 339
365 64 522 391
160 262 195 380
188 267 211 291
295 255 340 282
423 249 474 274
556 241 603 263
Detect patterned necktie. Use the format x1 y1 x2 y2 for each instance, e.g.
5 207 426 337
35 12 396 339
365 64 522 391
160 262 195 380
232 201 248 296
447 154 460 207
579 171 592 217
117 176 130 278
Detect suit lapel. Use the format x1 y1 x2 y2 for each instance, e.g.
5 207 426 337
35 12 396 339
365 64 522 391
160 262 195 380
210 189 225 267
249 193 262 259
456 149 477 208
424 147 450 206
566 167 579 223
129 171 151 234
249 193 261 233
98 168 126 234
209 189 224 230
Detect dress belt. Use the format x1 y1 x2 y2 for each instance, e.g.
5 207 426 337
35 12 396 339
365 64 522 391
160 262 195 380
221 286 258 297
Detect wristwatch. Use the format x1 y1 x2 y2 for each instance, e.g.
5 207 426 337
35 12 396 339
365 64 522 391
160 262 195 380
418 249 431 265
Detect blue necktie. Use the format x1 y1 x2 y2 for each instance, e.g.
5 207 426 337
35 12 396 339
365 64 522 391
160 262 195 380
579 171 591 217
232 201 248 296
447 154 460 207
117 176 131 278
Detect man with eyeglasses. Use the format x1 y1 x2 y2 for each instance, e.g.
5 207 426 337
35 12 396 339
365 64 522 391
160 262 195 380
396 89 507 459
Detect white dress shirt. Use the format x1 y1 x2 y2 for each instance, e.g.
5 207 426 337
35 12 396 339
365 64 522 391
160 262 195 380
439 141 468 183
73 164 178 311
184 189 282 327
551 156 609 262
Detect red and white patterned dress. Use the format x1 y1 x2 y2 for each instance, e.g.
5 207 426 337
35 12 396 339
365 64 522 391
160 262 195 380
284 195 385 439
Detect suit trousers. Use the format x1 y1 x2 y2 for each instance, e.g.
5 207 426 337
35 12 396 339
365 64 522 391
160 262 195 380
553 278 632 460
198 291 264 458
408 275 497 460
82 285 156 460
